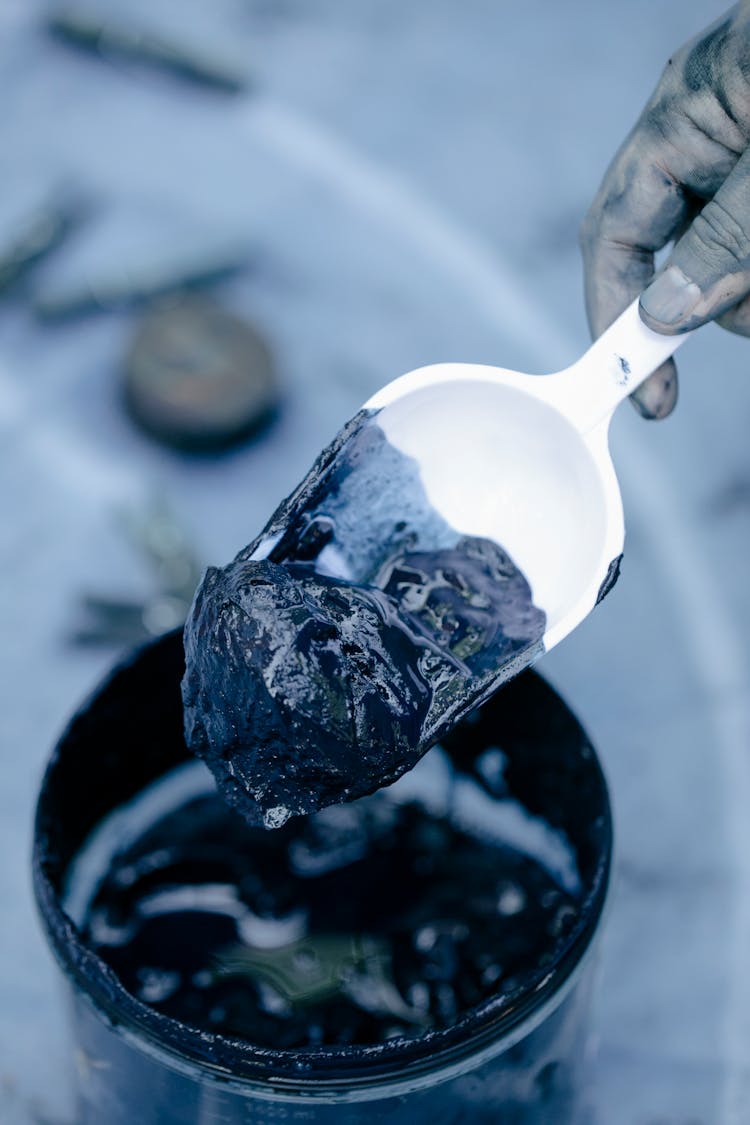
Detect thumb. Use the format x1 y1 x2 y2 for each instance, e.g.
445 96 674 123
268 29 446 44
639 146 750 335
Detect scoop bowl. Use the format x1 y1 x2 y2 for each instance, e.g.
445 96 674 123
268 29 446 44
364 298 692 652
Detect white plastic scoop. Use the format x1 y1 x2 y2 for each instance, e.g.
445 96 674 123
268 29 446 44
182 298 694 825
362 297 692 653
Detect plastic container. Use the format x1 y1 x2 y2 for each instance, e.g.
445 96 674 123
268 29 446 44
33 630 611 1123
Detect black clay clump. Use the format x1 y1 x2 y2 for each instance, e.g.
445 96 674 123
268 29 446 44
182 416 545 827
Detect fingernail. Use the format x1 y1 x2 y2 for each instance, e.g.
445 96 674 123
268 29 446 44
640 266 702 327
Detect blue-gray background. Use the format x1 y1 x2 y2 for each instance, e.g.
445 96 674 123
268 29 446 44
2 2 749 1122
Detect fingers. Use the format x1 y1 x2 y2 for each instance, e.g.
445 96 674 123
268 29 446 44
580 129 688 418
630 358 679 420
717 291 750 335
581 13 750 418
580 139 689 339
639 146 750 334
583 11 750 416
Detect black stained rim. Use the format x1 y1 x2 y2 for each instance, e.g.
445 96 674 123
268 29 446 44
32 629 612 1092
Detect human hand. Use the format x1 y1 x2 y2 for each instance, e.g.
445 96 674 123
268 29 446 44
581 3 750 419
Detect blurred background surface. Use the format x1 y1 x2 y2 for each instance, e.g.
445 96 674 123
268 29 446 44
1 1 749 1121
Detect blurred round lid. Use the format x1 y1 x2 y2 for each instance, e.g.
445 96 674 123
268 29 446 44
124 294 280 452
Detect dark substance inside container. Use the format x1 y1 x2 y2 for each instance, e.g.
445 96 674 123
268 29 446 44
182 413 546 828
79 749 579 1049
36 632 610 1087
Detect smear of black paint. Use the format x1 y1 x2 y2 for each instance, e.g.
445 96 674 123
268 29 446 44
595 555 622 606
683 19 732 92
81 779 579 1048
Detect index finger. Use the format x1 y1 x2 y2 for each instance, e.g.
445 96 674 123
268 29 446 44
580 128 690 338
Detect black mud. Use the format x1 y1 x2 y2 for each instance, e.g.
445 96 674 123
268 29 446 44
81 763 579 1049
182 415 545 827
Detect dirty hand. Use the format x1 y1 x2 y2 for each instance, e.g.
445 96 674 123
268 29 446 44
581 3 750 419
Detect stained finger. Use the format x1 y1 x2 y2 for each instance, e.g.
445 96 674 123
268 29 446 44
581 134 690 338
629 358 679 420
639 146 750 334
716 291 750 336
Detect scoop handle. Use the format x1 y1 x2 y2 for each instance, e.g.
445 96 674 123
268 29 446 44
554 298 694 434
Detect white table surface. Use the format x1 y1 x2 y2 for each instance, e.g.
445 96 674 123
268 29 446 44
1 2 748 1122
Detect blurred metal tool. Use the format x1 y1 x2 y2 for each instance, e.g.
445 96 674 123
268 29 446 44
0 189 84 296
119 497 204 603
124 294 280 452
71 498 204 647
72 592 189 647
34 239 247 320
47 5 248 92
31 200 251 320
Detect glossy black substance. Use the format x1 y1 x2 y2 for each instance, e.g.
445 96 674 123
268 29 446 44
595 554 622 605
183 414 545 827
34 630 612 1112
81 763 579 1049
